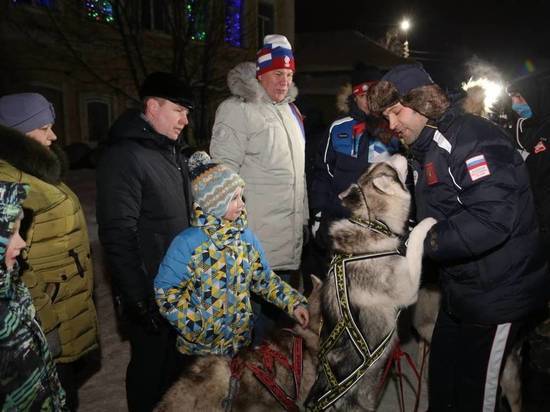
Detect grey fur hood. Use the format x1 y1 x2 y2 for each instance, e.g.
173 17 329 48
0 124 67 184
227 62 298 104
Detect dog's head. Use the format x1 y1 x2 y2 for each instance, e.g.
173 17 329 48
338 154 410 232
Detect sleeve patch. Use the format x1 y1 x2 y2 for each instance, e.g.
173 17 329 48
465 154 491 181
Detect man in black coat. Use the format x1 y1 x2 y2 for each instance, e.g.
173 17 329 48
368 64 550 412
96 72 194 412
508 69 550 387
508 69 550 255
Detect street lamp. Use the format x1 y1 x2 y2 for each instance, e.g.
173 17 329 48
399 18 411 58
400 18 411 32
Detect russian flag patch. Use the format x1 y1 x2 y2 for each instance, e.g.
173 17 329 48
466 154 490 181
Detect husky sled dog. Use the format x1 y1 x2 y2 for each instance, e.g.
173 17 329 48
305 154 436 411
155 276 323 412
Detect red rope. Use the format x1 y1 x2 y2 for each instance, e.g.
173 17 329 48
231 335 303 411
375 340 425 412
413 341 430 412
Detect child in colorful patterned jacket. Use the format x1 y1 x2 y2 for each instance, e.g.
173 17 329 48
154 152 309 356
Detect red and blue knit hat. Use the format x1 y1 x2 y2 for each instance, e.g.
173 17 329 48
256 34 295 78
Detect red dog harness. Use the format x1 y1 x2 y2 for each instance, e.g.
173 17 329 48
228 333 303 412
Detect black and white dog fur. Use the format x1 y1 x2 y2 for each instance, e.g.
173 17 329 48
306 154 436 411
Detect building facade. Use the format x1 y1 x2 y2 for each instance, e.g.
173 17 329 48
0 0 295 147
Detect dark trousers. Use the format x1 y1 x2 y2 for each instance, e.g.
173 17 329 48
428 308 523 412
56 362 78 411
125 318 184 412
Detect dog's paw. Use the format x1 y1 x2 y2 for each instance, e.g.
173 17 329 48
417 217 437 231
407 217 437 251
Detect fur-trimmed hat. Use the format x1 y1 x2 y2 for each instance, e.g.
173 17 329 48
189 151 245 219
256 34 295 78
368 64 450 120
139 72 194 110
0 93 55 134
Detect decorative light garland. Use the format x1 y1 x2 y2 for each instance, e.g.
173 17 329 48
14 0 242 46
84 0 114 23
224 0 242 47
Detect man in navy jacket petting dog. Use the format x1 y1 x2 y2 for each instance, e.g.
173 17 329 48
368 64 550 412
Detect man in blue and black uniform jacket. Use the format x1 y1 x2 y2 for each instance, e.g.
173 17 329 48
309 65 400 269
368 63 550 412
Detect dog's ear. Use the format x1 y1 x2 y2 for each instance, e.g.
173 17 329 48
372 175 398 195
310 274 323 291
338 183 363 211
387 154 408 185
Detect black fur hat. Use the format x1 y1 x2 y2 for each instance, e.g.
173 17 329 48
368 64 449 120
139 72 194 110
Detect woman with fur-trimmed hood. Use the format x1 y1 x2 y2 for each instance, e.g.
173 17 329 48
0 93 98 410
210 35 307 279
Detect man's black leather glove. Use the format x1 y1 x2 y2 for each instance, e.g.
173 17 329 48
127 299 164 335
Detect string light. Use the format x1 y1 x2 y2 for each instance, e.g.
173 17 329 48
14 0 242 45
84 0 114 23
12 0 56 8
225 0 242 47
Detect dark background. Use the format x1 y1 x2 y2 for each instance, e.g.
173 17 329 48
296 0 549 89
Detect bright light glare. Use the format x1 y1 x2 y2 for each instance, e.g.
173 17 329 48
400 19 411 32
462 77 503 113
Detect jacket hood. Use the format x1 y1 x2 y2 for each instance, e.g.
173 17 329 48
190 202 247 251
0 125 67 184
0 182 28 268
336 83 352 113
508 70 550 122
108 109 188 150
226 62 298 104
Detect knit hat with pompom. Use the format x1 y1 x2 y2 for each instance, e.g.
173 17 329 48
188 151 245 219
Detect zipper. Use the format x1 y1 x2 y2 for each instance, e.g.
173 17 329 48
68 249 85 278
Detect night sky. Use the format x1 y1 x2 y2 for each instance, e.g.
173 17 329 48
296 0 549 89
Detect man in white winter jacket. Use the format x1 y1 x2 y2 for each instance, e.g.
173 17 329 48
210 34 308 337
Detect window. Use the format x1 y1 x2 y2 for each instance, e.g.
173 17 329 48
142 0 169 32
83 98 111 143
11 0 56 8
84 0 114 23
257 0 274 47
